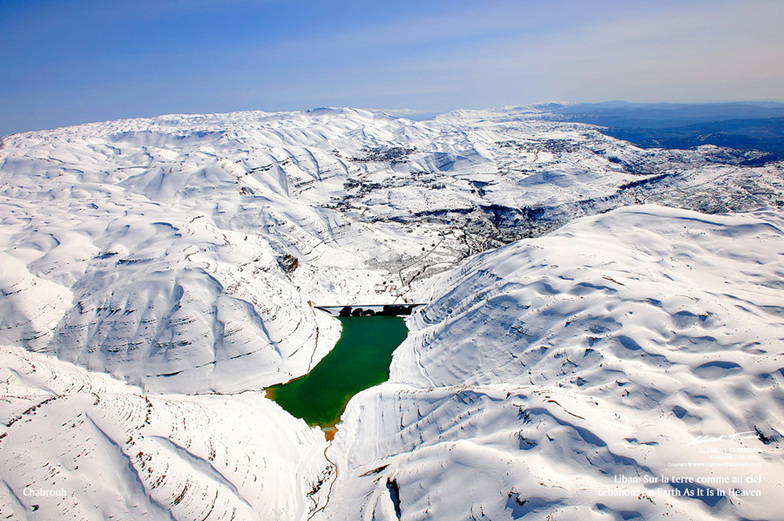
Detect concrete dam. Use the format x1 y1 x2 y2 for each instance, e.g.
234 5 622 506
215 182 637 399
314 303 427 317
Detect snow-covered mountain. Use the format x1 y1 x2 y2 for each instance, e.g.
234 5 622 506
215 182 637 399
1 106 782 519
324 205 784 521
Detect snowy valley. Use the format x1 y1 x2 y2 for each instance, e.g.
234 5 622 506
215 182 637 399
0 106 782 520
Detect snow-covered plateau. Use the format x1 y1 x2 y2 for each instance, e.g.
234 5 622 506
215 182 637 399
0 106 782 520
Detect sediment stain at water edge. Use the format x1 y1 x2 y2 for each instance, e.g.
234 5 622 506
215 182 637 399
266 316 408 433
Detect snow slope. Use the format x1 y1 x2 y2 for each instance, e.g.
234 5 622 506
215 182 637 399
0 343 331 520
321 205 784 521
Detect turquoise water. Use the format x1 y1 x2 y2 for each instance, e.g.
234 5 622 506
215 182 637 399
267 316 408 430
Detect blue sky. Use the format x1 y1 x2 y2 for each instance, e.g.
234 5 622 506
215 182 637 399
1 0 782 135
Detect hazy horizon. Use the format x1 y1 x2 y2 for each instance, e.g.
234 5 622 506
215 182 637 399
1 0 782 136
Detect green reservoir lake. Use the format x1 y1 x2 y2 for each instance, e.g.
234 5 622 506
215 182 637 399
267 315 408 433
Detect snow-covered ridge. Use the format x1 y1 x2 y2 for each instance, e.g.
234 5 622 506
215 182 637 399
0 343 330 520
323 205 784 521
2 107 781 393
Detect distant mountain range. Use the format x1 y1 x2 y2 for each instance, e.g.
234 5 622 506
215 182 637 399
543 101 784 162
